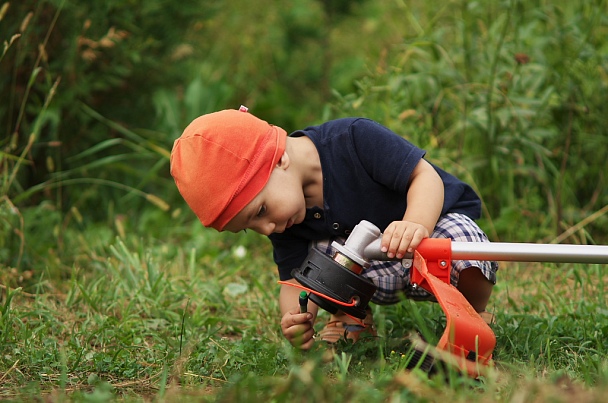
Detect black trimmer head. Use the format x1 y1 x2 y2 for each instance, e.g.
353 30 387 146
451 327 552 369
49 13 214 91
291 248 377 319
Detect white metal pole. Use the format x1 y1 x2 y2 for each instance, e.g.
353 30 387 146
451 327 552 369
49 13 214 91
451 242 608 264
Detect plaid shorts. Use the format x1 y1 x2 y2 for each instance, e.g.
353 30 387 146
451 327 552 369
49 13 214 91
312 213 499 305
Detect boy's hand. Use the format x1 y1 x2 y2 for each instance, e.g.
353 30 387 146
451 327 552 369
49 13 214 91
381 220 430 259
281 308 315 350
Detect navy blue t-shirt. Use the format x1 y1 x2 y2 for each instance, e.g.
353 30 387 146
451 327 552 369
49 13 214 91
269 118 481 280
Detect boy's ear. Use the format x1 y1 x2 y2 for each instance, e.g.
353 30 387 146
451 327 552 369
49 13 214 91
276 151 290 169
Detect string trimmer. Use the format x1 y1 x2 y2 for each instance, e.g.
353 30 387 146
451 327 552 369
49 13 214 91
285 220 608 377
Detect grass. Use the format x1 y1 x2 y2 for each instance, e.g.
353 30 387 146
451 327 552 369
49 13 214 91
2 0 608 401
1 224 608 402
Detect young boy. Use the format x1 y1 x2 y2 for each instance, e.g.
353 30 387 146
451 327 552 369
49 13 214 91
170 107 498 350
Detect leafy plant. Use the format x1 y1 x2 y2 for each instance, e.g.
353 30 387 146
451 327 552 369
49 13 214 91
329 0 608 243
0 0 206 269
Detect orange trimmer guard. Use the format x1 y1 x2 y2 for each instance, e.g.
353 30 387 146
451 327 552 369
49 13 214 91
411 249 496 377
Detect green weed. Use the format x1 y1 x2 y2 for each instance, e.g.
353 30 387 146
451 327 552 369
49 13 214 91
2 0 608 401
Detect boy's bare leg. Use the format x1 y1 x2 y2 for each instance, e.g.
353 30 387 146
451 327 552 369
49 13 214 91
456 267 494 313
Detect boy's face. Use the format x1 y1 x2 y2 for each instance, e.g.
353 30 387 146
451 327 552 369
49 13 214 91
223 161 306 235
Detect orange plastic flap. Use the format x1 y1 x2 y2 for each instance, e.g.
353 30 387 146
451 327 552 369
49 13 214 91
412 250 496 377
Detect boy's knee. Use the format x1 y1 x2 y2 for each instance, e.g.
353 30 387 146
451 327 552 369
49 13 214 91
457 267 494 312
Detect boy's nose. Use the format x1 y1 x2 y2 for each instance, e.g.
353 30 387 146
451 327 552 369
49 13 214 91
257 222 275 236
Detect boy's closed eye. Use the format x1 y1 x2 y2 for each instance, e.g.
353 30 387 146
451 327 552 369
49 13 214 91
257 205 267 217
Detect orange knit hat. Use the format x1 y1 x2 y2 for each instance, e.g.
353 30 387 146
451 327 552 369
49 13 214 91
170 108 287 231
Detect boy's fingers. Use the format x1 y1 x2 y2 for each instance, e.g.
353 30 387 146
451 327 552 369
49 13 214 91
381 223 431 258
284 324 314 345
292 328 316 350
294 312 313 324
385 228 410 257
400 229 428 255
285 323 310 337
282 312 313 329
299 339 315 350
381 229 398 257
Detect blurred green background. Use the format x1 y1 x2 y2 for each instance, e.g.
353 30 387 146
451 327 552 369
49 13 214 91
2 0 607 273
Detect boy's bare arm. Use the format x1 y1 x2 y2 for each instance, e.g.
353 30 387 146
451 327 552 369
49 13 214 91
403 158 444 232
279 279 318 316
382 158 444 258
